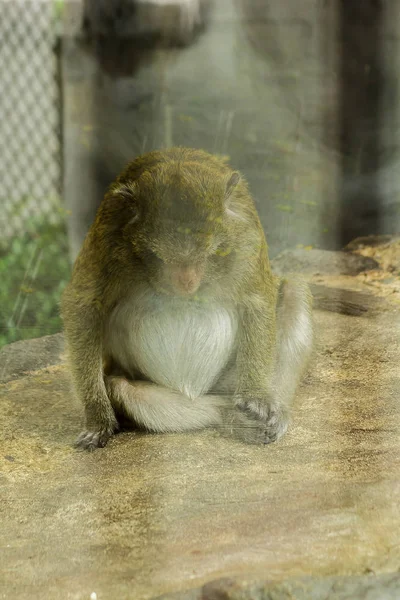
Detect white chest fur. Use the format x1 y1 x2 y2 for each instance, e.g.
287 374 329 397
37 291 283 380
107 289 238 399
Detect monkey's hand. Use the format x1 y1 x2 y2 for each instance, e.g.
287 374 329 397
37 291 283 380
232 396 289 445
75 400 119 451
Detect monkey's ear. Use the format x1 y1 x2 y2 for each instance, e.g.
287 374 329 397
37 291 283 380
225 172 241 201
112 182 138 201
224 172 246 221
111 182 140 224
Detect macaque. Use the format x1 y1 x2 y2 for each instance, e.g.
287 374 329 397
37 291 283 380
61 148 313 450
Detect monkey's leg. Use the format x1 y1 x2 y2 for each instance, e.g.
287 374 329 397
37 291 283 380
229 278 313 445
272 277 314 410
105 376 228 433
64 320 119 451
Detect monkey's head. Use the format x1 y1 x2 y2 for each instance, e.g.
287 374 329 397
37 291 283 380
102 155 256 297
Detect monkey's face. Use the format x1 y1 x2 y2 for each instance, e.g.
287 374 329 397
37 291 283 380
112 162 245 297
137 221 237 297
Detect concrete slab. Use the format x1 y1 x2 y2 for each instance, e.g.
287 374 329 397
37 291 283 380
1 309 400 599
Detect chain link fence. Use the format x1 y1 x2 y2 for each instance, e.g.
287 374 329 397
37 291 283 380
0 0 62 241
0 0 68 348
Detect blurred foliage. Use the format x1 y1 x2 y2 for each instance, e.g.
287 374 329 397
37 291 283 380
53 0 64 21
0 216 71 349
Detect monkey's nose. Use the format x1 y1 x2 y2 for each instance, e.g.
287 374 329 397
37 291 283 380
172 266 200 294
178 268 197 290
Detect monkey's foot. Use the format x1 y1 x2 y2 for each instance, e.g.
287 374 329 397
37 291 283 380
232 398 289 445
75 428 114 451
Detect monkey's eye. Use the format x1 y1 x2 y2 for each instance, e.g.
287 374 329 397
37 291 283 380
214 245 232 257
205 238 220 254
142 247 164 264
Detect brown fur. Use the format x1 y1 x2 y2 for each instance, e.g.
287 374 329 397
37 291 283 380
61 148 313 450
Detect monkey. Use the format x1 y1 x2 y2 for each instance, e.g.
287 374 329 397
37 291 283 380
61 147 314 450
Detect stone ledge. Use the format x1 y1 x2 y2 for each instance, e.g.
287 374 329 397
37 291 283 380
156 572 400 599
0 332 65 384
1 308 399 599
271 248 379 277
1 241 400 599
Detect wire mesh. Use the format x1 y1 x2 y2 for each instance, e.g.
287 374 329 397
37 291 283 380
0 0 66 349
0 0 62 241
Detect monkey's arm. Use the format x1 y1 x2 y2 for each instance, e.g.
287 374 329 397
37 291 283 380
232 284 283 444
230 273 313 445
61 287 118 450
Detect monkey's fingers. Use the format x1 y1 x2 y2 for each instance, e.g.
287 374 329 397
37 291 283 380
233 399 289 445
75 428 113 451
261 407 289 444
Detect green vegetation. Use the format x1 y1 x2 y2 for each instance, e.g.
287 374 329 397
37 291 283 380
0 218 71 349
53 0 65 21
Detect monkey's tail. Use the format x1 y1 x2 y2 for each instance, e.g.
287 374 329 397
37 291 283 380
106 376 228 433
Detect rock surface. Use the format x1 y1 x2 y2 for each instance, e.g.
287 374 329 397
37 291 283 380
271 248 379 277
272 239 400 317
1 306 400 599
0 333 65 384
157 573 400 599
